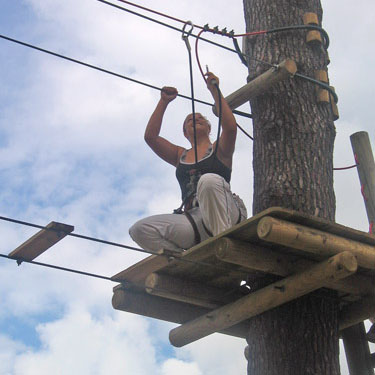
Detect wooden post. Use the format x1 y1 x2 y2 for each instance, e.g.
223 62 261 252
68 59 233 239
341 131 375 375
145 273 242 309
111 286 249 339
257 216 375 269
212 59 297 116
169 252 357 347
216 237 375 296
351 131 375 234
341 324 374 375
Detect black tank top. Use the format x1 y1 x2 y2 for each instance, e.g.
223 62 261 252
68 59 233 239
175 146 232 202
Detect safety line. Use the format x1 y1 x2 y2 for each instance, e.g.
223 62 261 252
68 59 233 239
97 0 299 75
0 215 237 272
0 253 114 282
0 33 252 119
101 1 335 106
294 72 338 104
111 0 330 49
236 123 253 140
96 0 237 54
0 215 149 253
115 0 205 30
0 251 247 304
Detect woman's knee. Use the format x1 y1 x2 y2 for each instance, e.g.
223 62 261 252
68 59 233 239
197 173 225 196
128 221 142 244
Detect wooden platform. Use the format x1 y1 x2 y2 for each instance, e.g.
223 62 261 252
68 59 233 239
111 207 375 347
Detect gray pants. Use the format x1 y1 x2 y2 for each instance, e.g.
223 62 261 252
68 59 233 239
129 173 247 252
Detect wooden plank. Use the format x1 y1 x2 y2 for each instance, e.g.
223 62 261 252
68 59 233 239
303 12 322 45
303 12 319 25
212 59 297 116
145 272 245 309
314 70 330 103
329 86 339 121
340 296 375 330
169 252 357 347
216 237 375 296
147 240 247 289
221 206 375 246
111 250 176 285
257 216 375 269
8 221 74 262
111 207 375 292
112 286 249 339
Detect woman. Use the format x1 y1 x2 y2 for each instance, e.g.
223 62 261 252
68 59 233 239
129 72 247 252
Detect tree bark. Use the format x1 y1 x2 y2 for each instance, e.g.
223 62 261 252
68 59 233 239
243 0 339 374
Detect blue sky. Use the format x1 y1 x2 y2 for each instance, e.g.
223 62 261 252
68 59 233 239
0 0 374 374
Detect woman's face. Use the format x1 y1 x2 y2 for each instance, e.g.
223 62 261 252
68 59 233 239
183 113 211 138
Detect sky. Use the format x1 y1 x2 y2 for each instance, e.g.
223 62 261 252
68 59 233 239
0 0 374 374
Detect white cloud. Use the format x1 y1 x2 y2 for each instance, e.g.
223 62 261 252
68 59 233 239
1 0 375 373
161 358 202 375
11 309 158 375
177 334 247 375
0 335 28 375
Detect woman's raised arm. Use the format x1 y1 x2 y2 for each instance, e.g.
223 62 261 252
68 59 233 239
144 87 184 167
205 72 237 168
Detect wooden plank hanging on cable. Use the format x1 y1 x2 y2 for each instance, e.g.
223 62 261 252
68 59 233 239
8 221 74 262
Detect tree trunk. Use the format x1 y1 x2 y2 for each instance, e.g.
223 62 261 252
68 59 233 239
243 0 339 374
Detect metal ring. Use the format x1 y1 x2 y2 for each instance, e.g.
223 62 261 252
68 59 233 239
181 20 194 40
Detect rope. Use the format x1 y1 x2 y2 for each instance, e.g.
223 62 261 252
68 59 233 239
236 122 253 140
212 83 223 159
333 164 358 171
294 72 338 104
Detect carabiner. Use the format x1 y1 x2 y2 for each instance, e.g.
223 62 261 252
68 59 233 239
181 20 194 40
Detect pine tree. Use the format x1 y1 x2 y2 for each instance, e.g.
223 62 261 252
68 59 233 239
243 1 339 373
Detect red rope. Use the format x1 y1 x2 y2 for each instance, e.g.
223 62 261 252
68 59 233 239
361 185 368 201
195 29 207 83
370 222 374 235
333 164 358 171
